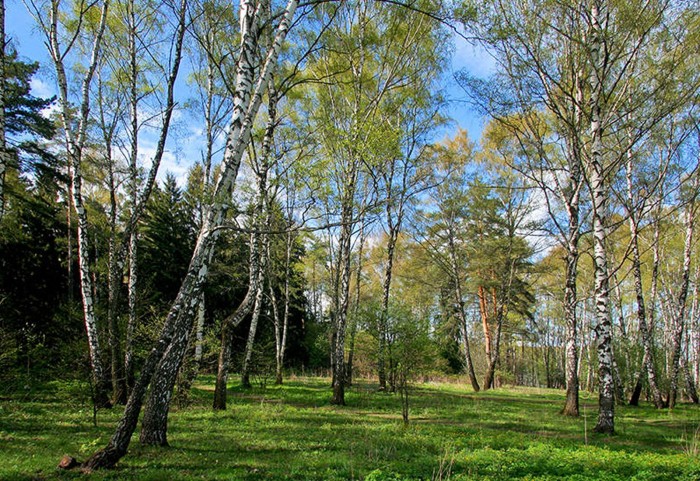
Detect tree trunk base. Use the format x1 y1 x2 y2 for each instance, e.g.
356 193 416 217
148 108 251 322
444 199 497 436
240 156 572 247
139 429 169 447
561 386 579 416
81 445 124 471
592 423 614 435
629 379 642 406
331 382 345 406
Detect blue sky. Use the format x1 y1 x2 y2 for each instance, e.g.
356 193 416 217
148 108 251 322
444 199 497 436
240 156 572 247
6 0 494 184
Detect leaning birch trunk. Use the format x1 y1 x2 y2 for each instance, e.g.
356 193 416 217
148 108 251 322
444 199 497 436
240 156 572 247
43 0 112 408
214 76 276 404
589 0 615 434
240 232 269 388
241 82 276 389
100 0 189 406
81 0 299 468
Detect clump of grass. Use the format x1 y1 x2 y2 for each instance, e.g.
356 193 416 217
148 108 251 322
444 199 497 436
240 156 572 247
682 423 700 458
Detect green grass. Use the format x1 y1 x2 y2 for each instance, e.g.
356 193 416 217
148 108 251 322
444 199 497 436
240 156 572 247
1 376 699 480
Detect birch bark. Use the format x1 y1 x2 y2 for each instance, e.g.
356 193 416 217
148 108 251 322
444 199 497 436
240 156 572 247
589 0 615 435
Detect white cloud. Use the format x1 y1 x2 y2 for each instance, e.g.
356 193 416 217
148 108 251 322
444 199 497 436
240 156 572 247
452 36 497 79
30 77 55 99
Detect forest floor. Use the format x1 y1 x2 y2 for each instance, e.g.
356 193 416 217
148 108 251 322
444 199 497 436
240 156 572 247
1 375 699 480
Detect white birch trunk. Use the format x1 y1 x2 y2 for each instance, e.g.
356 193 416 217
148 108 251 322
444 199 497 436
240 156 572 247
589 0 615 435
195 292 205 364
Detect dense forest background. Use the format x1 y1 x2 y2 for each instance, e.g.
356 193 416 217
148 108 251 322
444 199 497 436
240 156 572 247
0 0 699 469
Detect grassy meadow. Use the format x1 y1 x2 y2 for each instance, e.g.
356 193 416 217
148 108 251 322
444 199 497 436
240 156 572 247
1 376 699 480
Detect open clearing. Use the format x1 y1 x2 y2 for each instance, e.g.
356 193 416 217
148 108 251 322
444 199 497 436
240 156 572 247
1 377 699 480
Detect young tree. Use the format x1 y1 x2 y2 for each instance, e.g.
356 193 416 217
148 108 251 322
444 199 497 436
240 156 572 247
25 0 112 407
416 131 480 391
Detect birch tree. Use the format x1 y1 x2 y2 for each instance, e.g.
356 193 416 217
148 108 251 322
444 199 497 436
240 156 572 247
81 0 299 468
24 0 112 408
462 0 697 424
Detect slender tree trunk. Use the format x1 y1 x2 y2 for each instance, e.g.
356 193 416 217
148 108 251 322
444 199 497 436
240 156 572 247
240 241 267 388
378 225 399 391
125 231 138 392
241 83 276 387
483 304 505 390
270 283 283 384
478 286 494 385
124 0 140 396
668 190 696 408
625 208 664 407
331 196 355 405
212 243 260 408
692 268 700 390
448 230 479 392
562 231 580 415
346 220 366 387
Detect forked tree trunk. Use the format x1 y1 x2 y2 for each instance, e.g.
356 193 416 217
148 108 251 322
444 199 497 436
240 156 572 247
240 250 267 388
